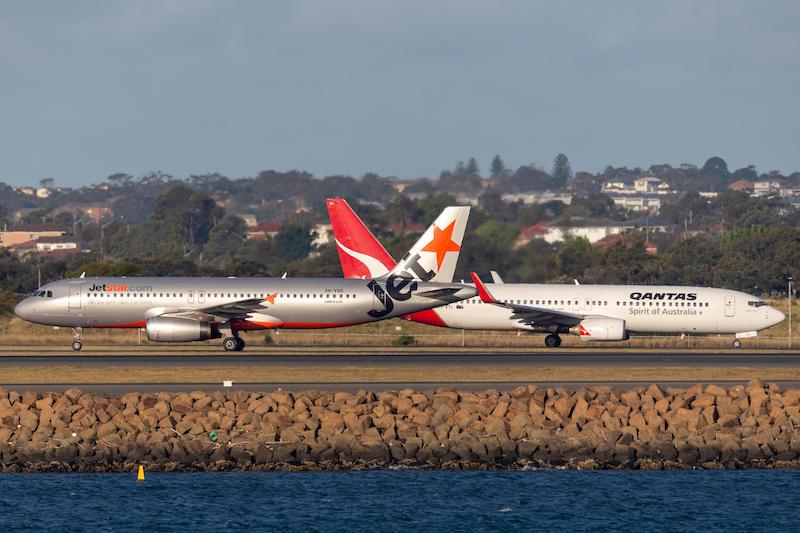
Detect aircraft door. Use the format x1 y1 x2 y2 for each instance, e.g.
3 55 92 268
724 295 735 317
68 283 83 309
199 290 206 304
188 290 195 304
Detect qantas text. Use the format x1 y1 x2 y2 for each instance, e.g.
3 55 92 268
630 292 697 301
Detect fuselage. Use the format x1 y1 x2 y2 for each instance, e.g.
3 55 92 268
15 276 476 330
414 283 785 335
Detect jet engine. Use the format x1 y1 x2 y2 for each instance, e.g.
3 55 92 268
570 318 628 341
146 317 219 342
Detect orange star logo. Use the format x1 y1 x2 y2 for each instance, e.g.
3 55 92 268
421 221 461 270
264 291 278 305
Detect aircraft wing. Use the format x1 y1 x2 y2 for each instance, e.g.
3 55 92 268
154 298 269 323
470 272 584 328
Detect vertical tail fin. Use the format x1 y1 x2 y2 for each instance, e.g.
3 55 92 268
388 206 470 282
326 198 395 279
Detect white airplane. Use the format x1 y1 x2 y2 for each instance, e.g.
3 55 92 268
326 198 785 348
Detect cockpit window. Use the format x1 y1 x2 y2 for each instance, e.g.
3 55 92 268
30 290 53 298
748 300 766 307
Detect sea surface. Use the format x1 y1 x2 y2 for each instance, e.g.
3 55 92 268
1 469 799 531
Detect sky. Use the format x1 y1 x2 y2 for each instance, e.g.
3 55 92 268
0 1 798 186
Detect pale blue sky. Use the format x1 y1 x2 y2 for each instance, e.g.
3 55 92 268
1 1 798 186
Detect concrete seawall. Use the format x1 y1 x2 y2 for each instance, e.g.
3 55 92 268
2 380 800 471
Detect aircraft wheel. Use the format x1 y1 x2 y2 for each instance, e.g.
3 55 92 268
235 338 246 351
72 340 83 351
545 334 560 348
223 337 239 352
733 339 742 349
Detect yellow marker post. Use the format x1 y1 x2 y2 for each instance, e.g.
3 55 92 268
137 465 145 481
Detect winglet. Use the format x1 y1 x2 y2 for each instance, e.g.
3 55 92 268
470 272 497 304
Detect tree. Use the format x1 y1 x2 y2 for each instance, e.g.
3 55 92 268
555 237 598 278
490 155 508 178
275 221 313 262
204 215 247 265
387 195 420 231
551 153 572 189
38 178 55 189
465 157 480 178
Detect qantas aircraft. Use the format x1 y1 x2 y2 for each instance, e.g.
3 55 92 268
326 198 785 348
14 207 475 351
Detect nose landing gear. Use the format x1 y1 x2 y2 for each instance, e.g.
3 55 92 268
733 339 742 349
71 327 83 351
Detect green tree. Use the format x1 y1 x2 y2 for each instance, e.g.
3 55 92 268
275 221 313 261
474 220 519 249
465 157 480 177
204 215 247 265
555 237 597 278
489 155 508 178
551 153 572 189
387 195 420 231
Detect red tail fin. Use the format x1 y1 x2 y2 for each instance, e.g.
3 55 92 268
326 198 396 279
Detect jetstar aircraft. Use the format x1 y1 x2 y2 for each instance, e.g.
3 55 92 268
326 198 785 348
14 206 474 351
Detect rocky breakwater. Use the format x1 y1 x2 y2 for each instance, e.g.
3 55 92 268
2 380 800 471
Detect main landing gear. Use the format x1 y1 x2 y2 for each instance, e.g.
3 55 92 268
72 328 83 351
733 339 742 349
544 334 562 348
223 336 245 352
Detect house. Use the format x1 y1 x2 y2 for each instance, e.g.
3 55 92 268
312 224 332 247
18 187 35 196
246 222 281 240
7 235 83 257
611 196 662 213
728 180 754 193
0 225 66 248
516 220 636 245
35 236 81 253
601 181 631 194
239 214 258 228
501 192 572 205
752 180 782 197
633 177 667 194
36 187 51 199
514 220 551 247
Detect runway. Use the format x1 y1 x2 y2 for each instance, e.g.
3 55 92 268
2 349 798 394
0 350 799 368
7 381 800 394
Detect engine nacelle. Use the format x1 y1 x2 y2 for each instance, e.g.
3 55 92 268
146 317 219 342
570 318 628 341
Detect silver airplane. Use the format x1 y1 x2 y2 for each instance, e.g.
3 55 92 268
14 207 474 351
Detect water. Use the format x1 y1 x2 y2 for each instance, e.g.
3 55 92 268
1 470 799 531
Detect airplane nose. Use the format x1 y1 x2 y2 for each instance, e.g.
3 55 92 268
768 307 785 327
14 299 34 321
